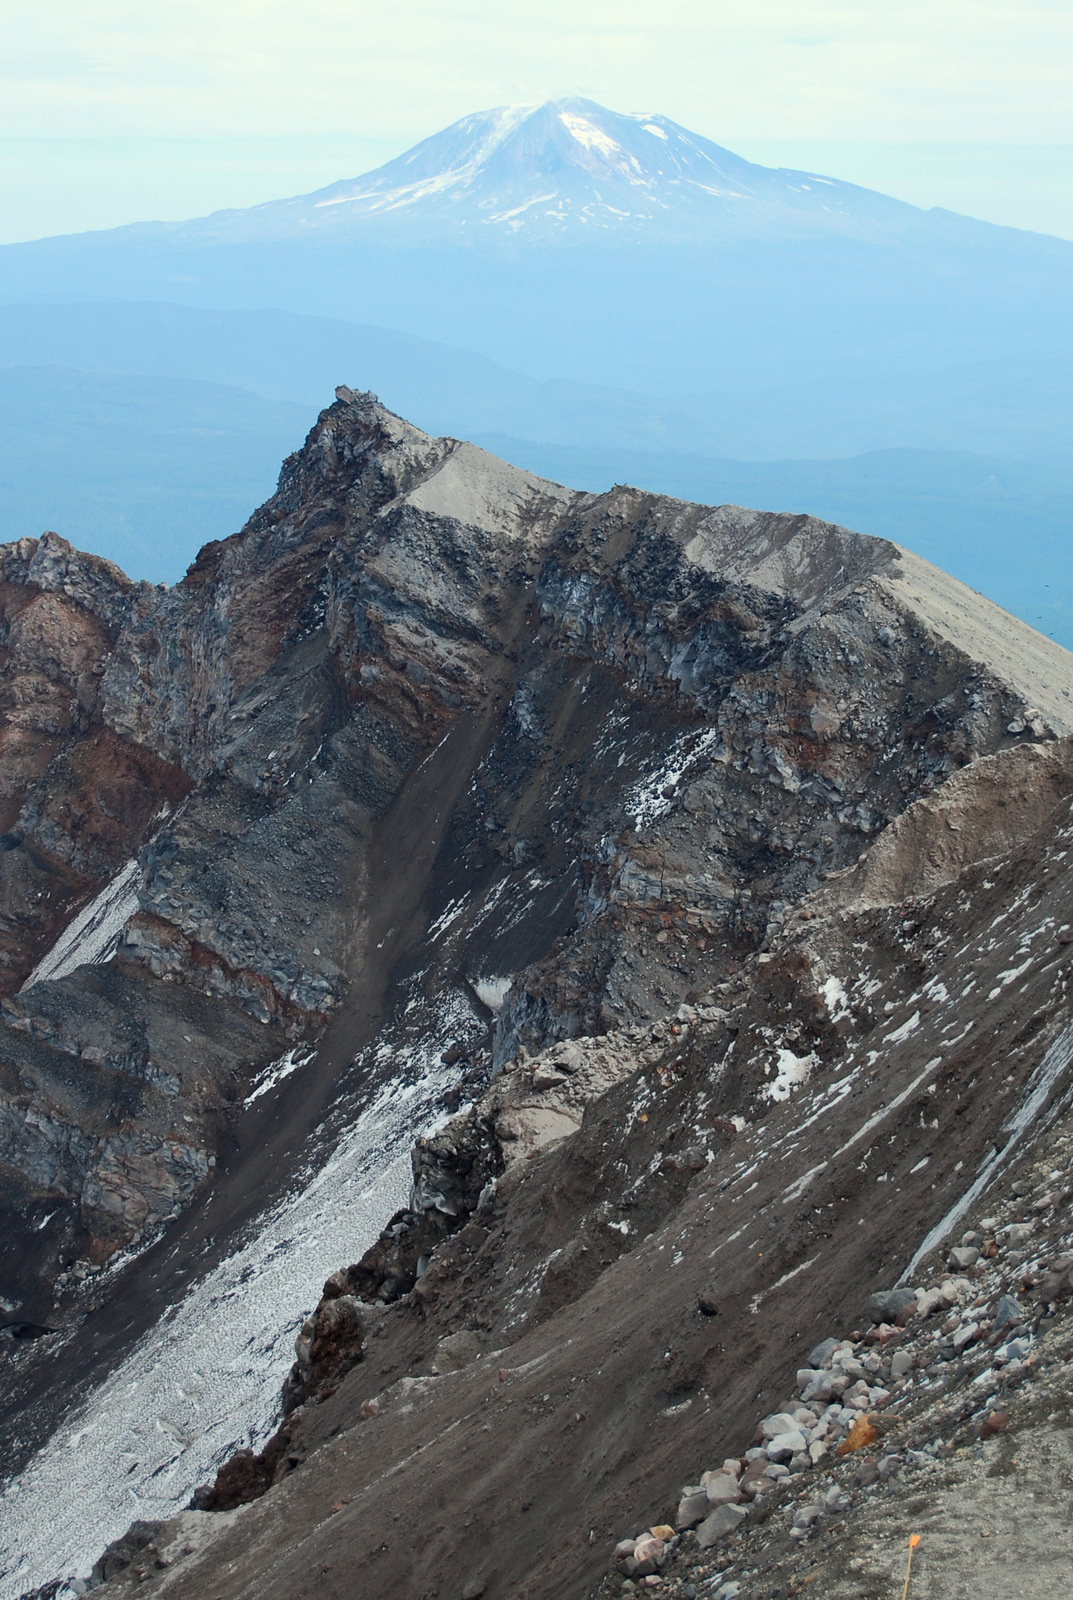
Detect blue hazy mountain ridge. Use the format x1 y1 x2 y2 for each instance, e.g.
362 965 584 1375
0 100 1069 463
0 365 311 580
0 296 1071 467
0 301 529 418
0 100 1069 644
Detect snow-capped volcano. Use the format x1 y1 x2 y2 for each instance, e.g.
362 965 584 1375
0 97 1068 483
311 99 798 229
173 98 919 245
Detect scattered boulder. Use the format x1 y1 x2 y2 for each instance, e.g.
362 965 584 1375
992 1293 1023 1333
890 1348 914 1379
947 1245 981 1270
89 1520 163 1585
867 1288 917 1325
532 1065 569 1091
808 1337 838 1366
430 1329 487 1373
1038 1254 1073 1303
766 1429 808 1463
695 1502 747 1548
676 1490 711 1529
759 1411 800 1439
703 1473 741 1507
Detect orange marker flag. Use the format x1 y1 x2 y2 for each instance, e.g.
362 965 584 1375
901 1533 921 1600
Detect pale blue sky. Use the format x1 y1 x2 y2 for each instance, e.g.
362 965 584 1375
1 1 1071 242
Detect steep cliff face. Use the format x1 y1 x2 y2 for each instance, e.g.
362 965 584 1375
0 400 477 1302
2 393 1073 1599
0 535 189 995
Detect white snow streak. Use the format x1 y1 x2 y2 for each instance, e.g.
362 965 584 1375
883 1010 921 1045
243 1047 315 1107
0 1067 452 1597
20 861 141 990
899 1020 1073 1283
832 1058 944 1164
749 1255 819 1315
625 728 723 829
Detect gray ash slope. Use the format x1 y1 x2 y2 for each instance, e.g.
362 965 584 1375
1 392 1073 1596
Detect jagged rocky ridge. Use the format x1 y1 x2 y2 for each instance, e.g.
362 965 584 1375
2 391 1073 1596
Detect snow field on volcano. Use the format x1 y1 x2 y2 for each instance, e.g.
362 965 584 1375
0 1057 456 1597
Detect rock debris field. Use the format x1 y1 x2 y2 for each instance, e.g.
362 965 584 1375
596 1115 1073 1600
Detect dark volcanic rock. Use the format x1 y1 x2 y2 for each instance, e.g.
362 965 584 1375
192 1448 274 1513
868 1288 918 1324
89 1518 164 1584
3 392 1073 1599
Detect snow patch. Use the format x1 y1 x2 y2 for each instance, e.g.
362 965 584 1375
763 1048 817 1103
821 975 849 1021
558 114 624 160
473 975 512 1012
0 996 472 1596
988 956 1033 1000
244 1047 315 1108
21 860 141 990
884 1010 920 1045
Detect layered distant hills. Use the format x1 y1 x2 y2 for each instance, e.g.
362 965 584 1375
0 100 1069 641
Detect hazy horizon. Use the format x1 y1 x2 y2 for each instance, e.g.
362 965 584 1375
2 1 1072 242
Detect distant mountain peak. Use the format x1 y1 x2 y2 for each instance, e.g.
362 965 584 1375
184 97 918 246
304 97 822 230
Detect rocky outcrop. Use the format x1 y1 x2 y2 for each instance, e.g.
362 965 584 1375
4 392 1073 1599
0 533 188 996
0 399 553 1306
809 736 1073 910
